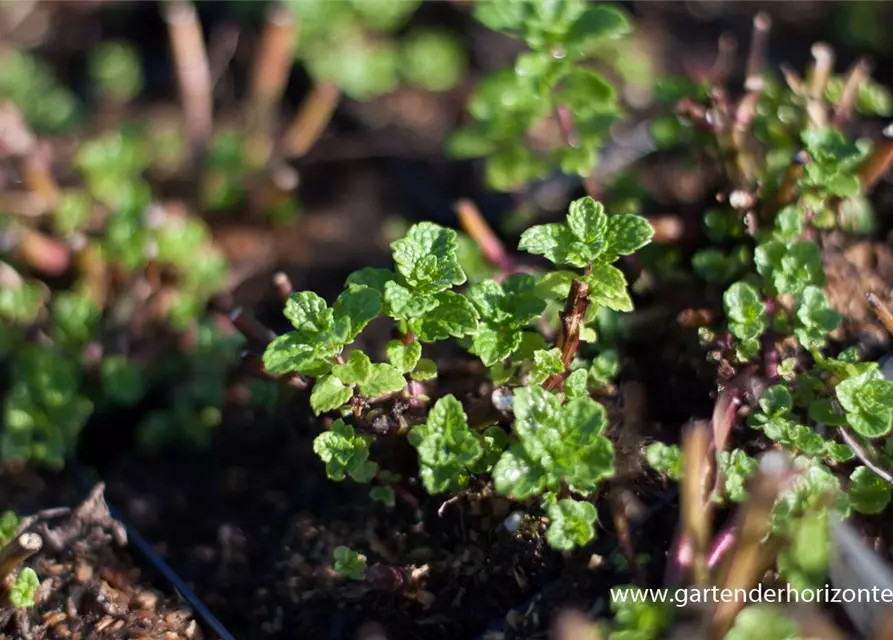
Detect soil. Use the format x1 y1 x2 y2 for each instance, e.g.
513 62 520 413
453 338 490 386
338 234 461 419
4 2 893 640
0 477 199 639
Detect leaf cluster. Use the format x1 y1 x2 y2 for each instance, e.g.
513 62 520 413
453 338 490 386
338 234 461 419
448 0 631 190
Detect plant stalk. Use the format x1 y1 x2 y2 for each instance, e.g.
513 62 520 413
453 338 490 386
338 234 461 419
806 43 834 129
745 13 771 90
248 4 297 164
250 4 296 122
867 291 893 336
273 271 294 304
838 427 893 486
454 199 510 269
711 452 791 639
832 57 871 127
280 82 341 159
163 0 213 162
857 141 893 191
0 533 42 582
681 423 711 586
543 275 590 391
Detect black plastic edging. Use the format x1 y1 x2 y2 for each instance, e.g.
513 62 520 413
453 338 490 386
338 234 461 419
72 463 238 640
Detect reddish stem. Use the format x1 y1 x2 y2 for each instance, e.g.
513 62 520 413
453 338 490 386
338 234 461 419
543 274 590 391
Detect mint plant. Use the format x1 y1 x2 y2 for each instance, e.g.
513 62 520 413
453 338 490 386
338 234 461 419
261 195 652 550
641 23 893 598
8 567 40 609
448 0 633 191
332 546 367 581
287 0 465 101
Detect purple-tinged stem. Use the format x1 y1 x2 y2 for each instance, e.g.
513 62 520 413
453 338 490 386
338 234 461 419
707 525 737 570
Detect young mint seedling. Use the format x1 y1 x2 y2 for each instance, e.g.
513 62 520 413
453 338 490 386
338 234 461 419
544 498 598 551
493 386 614 507
522 197 652 313
9 568 39 609
332 546 367 581
313 419 378 483
408 394 483 494
835 368 893 438
263 287 381 377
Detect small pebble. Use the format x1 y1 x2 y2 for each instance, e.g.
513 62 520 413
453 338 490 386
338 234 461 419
503 511 525 534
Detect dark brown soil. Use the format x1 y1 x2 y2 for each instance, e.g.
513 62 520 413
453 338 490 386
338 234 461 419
0 479 199 639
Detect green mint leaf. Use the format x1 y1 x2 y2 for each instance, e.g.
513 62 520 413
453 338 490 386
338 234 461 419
284 291 333 335
409 290 479 342
471 0 527 32
519 223 588 268
385 340 422 373
262 333 332 376
759 385 793 418
471 324 523 367
720 449 758 503
492 444 547 499
788 424 825 455
467 280 506 322
534 270 576 300
723 282 767 343
346 267 397 296
332 350 372 385
802 128 862 165
0 511 19 545
590 349 620 387
310 375 354 415
755 240 824 296
529 348 564 384
645 443 682 481
836 368 893 438
795 286 841 351
369 485 396 508
545 499 598 550
10 567 39 609
471 425 509 475
808 398 848 427
497 386 614 498
313 420 378 483
558 67 615 115
468 274 546 327
333 546 366 580
772 457 842 535
408 394 483 494
567 196 608 246
586 264 633 312
333 285 381 343
602 213 654 261
383 281 439 320
360 364 406 397
391 222 466 293
774 205 805 242
825 441 854 462
565 5 631 58
411 358 438 381
848 466 892 515
564 368 589 400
